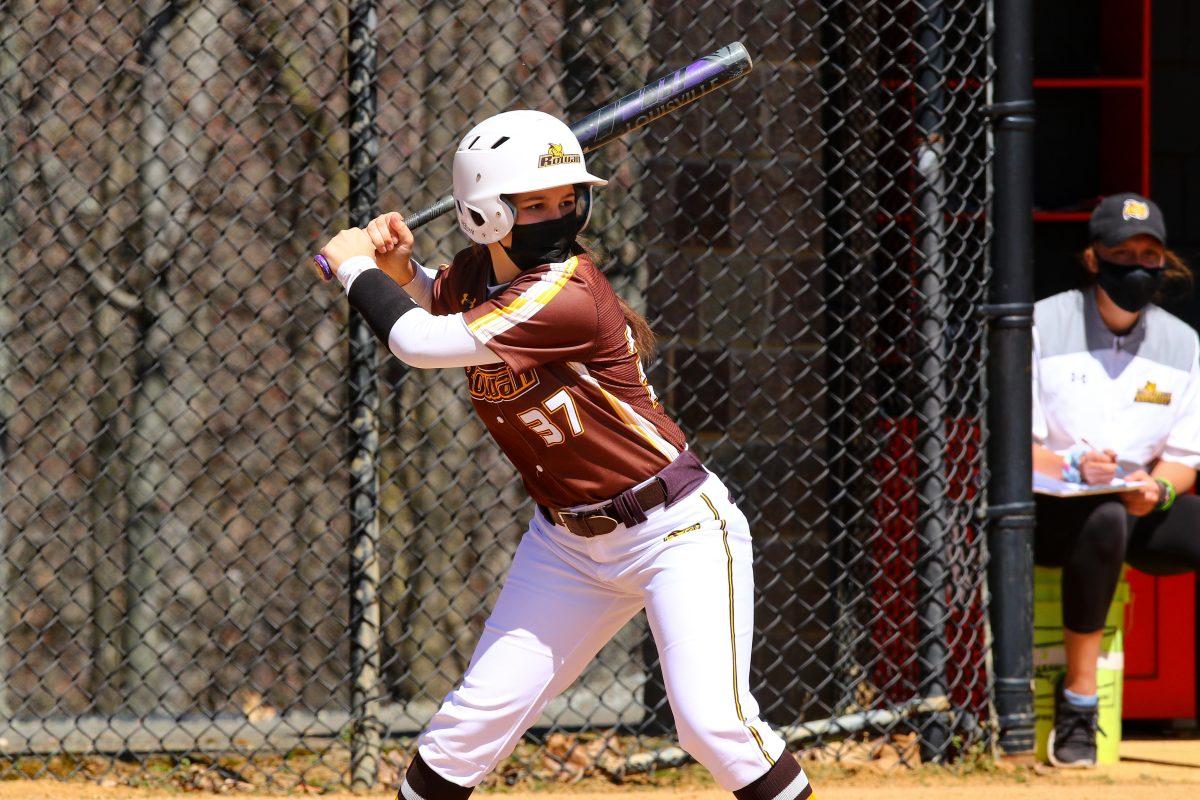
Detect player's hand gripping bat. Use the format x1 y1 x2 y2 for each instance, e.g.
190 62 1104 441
314 41 753 280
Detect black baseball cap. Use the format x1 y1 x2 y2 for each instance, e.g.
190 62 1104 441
1088 192 1166 247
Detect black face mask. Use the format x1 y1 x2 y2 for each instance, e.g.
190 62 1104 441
1096 258 1164 313
503 213 580 271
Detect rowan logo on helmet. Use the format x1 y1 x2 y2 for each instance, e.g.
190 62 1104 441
538 143 581 168
1122 199 1150 221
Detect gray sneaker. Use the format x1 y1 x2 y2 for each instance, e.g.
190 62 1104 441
1047 678 1099 768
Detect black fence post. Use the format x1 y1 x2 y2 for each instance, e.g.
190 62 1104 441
347 0 384 788
985 0 1037 756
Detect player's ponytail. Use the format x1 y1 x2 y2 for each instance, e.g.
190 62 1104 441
576 237 656 361
617 296 657 361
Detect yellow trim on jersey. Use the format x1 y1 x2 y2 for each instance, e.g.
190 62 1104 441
565 361 679 460
701 492 775 768
601 387 679 459
466 257 579 343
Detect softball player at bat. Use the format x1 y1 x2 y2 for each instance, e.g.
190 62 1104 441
317 110 815 800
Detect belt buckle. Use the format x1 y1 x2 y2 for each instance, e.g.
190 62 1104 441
556 510 594 537
555 509 619 538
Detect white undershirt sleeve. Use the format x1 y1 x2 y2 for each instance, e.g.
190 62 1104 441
387 308 503 369
337 255 380 292
401 258 437 311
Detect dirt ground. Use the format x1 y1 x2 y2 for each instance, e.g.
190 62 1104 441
1 739 1198 800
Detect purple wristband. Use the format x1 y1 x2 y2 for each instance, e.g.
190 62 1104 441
313 254 333 281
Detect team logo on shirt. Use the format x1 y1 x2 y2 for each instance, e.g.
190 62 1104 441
467 363 540 403
1122 199 1150 221
537 143 581 168
1134 381 1172 405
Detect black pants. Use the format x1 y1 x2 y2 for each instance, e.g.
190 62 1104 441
1034 493 1200 633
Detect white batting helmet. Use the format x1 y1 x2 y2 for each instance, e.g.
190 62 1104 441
452 110 608 245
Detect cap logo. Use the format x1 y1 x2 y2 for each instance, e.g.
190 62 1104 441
1122 199 1150 221
538 143 581 168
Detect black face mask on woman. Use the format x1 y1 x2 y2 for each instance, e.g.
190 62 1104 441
502 213 580 271
1096 258 1164 313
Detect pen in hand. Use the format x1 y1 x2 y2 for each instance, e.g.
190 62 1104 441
1078 437 1127 479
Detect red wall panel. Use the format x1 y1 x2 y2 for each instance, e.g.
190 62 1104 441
1123 570 1196 719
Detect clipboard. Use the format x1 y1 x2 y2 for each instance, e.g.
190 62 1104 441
1033 472 1143 497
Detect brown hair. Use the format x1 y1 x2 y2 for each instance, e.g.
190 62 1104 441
617 296 657 361
575 237 656 360
1079 245 1195 303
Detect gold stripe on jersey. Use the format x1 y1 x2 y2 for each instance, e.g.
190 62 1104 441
701 492 775 768
565 362 679 460
466 257 579 343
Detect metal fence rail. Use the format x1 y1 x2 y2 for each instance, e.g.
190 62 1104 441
0 0 993 790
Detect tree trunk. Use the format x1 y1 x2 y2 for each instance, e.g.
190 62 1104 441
122 0 228 715
0 0 24 720
240 0 348 712
86 302 129 714
85 72 147 715
18 5 145 714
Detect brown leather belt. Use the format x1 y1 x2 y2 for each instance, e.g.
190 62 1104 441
538 451 708 538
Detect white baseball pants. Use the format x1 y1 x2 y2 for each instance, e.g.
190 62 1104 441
413 470 806 793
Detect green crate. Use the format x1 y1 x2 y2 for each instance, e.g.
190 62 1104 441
1033 566 1129 765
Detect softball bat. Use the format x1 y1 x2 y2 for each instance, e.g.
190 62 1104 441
314 41 753 280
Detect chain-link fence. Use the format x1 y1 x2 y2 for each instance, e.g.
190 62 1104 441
1 0 993 791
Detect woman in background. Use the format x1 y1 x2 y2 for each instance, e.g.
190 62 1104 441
1032 193 1200 767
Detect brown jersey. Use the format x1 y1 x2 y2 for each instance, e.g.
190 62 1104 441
430 247 688 509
